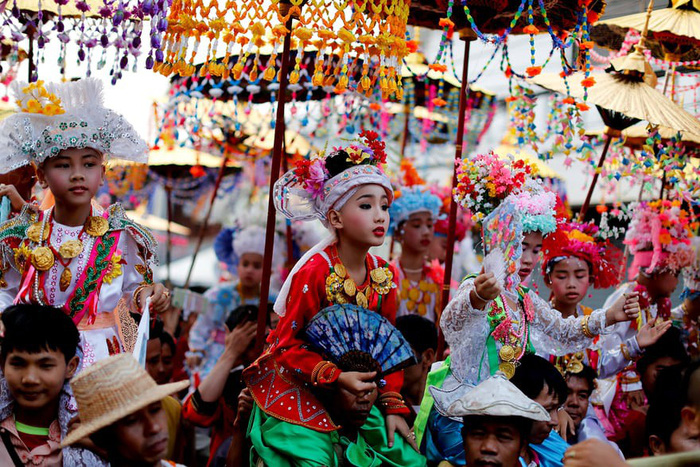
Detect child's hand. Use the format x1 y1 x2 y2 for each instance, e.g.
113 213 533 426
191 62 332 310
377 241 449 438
233 387 254 429
337 371 377 397
0 183 27 212
605 292 640 325
386 414 418 451
471 271 500 309
636 320 672 349
224 320 257 364
137 283 171 314
557 408 576 442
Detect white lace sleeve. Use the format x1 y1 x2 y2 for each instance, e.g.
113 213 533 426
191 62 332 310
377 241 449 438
440 277 492 385
529 291 603 356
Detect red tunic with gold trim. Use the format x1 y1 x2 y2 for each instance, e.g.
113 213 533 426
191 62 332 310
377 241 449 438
242 244 407 432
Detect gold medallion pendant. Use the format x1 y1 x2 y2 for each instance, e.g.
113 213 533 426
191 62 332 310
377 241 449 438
343 278 357 297
370 268 387 284
31 247 55 271
59 239 84 259
356 291 369 308
27 222 49 243
85 216 109 237
334 263 347 279
59 268 72 292
499 344 515 362
499 361 516 379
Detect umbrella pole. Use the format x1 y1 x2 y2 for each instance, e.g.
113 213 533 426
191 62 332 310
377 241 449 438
281 134 294 266
255 15 295 354
165 180 173 287
577 134 613 222
438 30 474 358
659 170 667 199
183 153 230 288
27 29 35 82
400 104 410 159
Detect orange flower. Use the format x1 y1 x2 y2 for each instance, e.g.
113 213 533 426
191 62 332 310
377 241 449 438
439 18 454 29
432 97 447 107
596 204 608 213
369 103 382 111
526 66 542 77
523 24 539 35
504 67 512 78
580 41 595 50
190 165 206 178
406 40 419 53
562 97 576 105
429 63 447 72
577 102 590 111
581 77 596 87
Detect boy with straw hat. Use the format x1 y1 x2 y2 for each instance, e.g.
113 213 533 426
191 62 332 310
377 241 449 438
61 354 188 466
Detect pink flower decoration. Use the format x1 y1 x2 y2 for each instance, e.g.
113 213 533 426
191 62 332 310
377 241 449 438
304 159 328 198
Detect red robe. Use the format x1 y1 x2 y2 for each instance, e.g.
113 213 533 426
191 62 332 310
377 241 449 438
242 245 406 432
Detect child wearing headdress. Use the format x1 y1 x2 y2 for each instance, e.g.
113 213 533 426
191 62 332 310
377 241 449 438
541 219 672 443
243 131 422 466
414 153 640 466
597 200 694 437
189 225 279 379
388 175 442 322
0 78 170 366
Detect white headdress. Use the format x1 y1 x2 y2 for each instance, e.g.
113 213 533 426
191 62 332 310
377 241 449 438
0 78 148 173
444 373 550 421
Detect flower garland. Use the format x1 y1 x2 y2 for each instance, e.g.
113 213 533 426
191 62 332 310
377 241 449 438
1 0 170 82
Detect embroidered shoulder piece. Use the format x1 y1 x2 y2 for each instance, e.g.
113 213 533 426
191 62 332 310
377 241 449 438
0 206 37 273
106 203 159 267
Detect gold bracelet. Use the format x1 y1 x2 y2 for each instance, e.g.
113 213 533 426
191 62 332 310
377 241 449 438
581 315 595 339
132 284 149 310
620 343 632 361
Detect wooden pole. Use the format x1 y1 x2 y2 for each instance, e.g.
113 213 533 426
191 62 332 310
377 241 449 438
183 153 231 288
165 180 173 287
438 30 474 358
255 15 294 354
577 133 613 222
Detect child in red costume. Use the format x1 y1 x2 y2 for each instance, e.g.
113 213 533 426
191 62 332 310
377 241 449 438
243 133 422 466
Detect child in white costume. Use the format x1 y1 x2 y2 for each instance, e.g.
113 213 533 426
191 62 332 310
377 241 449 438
0 79 170 366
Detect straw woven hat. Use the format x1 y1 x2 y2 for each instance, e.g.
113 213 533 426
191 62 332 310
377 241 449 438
61 354 189 447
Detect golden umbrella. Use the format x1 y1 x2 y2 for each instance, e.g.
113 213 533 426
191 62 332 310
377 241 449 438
529 40 700 218
592 0 700 63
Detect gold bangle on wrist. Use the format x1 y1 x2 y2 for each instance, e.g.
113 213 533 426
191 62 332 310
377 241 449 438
581 315 595 339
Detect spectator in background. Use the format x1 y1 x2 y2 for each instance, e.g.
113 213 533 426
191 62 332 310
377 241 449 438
396 315 438 419
182 304 266 466
62 354 189 467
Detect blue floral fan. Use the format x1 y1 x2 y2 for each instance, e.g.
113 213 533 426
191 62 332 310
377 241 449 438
304 304 417 376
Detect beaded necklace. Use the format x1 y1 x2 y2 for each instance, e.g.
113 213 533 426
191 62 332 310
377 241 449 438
487 288 534 379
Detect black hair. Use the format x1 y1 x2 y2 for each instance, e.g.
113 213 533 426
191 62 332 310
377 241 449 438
511 353 568 405
160 331 176 354
396 315 438 356
1 304 79 363
324 149 356 178
462 415 532 444
565 364 598 395
636 326 689 380
646 366 684 448
130 312 164 342
225 304 273 332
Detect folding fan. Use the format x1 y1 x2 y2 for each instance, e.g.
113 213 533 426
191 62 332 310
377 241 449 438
304 304 416 376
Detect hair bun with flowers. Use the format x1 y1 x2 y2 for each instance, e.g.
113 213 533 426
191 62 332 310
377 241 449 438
0 78 148 173
624 200 695 280
542 221 624 289
274 130 393 226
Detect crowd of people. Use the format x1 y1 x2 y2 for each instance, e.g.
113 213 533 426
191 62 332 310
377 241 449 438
0 77 696 467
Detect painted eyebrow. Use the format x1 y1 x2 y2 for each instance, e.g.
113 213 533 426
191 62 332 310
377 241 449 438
356 194 377 201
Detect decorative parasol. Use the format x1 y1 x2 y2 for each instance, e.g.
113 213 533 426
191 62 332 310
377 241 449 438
530 38 700 219
591 0 700 63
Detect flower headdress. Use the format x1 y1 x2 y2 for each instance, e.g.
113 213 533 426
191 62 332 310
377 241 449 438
624 200 694 280
681 236 700 301
388 186 441 235
273 131 393 317
542 221 624 289
0 78 148 173
274 130 392 226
